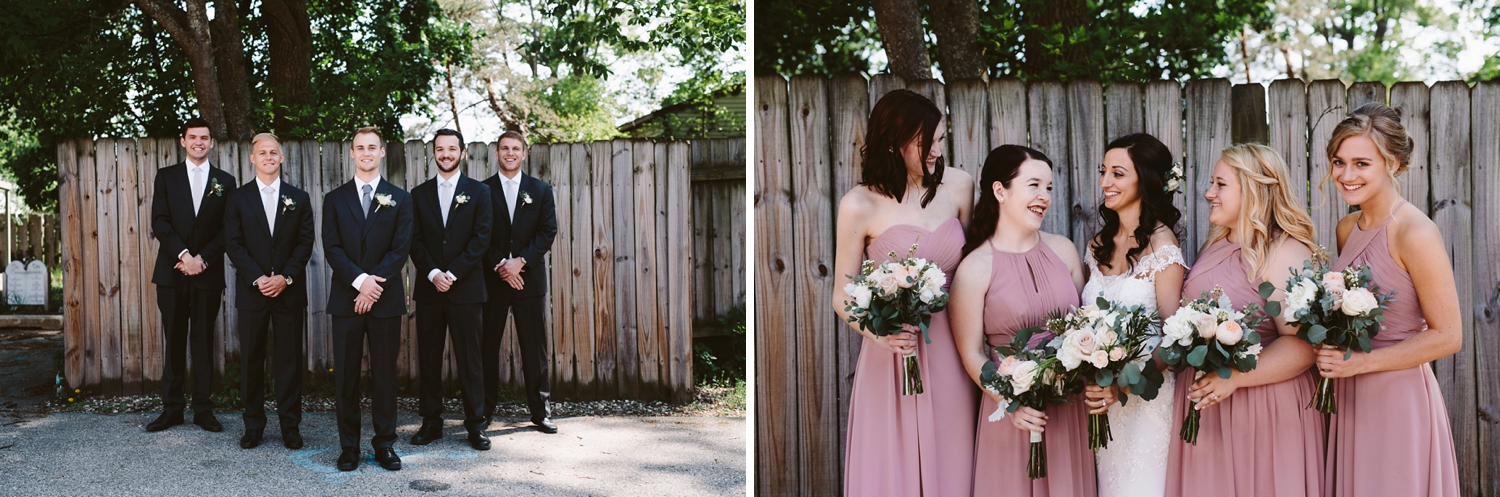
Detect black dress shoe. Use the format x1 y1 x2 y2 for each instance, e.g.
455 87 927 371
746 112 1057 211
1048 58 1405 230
145 412 184 432
467 431 491 451
533 417 558 434
409 421 443 445
193 412 224 432
282 429 304 450
336 448 360 471
374 447 401 471
239 429 263 449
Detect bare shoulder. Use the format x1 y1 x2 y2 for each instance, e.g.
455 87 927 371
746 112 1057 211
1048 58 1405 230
1265 235 1314 280
943 166 975 188
1147 223 1180 251
1335 212 1360 242
1040 231 1082 266
1392 204 1444 254
956 243 995 284
838 185 878 213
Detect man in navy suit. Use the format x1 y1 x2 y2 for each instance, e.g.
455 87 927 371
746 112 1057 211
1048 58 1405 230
222 133 316 450
322 126 413 471
482 130 558 433
409 128 494 450
147 118 236 433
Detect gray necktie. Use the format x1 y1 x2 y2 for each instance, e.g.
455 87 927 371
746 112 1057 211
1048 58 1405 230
440 181 452 226
263 185 276 232
361 184 373 217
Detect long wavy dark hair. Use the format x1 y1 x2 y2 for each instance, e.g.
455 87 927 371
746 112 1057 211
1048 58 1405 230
859 90 945 207
1090 133 1182 272
962 145 1052 256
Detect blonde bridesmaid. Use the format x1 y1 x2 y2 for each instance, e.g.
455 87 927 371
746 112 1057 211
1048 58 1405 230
1317 103 1461 497
1164 143 1325 497
950 145 1093 496
833 89 977 496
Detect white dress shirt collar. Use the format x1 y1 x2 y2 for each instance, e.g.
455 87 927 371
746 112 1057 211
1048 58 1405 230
256 176 281 192
354 175 381 192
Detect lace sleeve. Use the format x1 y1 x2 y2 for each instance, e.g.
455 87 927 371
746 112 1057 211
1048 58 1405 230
1133 244 1188 279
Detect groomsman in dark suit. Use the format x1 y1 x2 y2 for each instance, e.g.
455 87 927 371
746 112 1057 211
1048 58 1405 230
222 133 316 450
322 127 413 471
409 128 494 450
482 130 559 433
147 117 235 433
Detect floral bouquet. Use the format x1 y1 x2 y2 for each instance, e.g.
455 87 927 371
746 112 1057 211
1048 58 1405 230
843 241 950 395
1158 285 1276 444
1278 248 1394 413
1050 298 1164 451
980 325 1078 479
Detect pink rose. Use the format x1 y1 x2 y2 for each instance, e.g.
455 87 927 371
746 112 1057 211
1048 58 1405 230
1076 332 1099 355
998 356 1020 376
893 264 918 289
875 271 900 295
1109 348 1125 361
1216 320 1244 345
1194 314 1218 339
1321 271 1347 295
1090 350 1110 368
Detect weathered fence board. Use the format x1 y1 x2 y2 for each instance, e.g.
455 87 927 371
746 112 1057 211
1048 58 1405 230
757 74 1498 496
58 136 736 401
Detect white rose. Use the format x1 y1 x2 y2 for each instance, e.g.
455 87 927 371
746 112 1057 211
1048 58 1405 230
1010 361 1039 394
1080 305 1104 321
922 265 947 290
919 286 938 304
1098 329 1119 347
1341 288 1379 316
1283 278 1318 320
1162 309 1195 343
1109 347 1126 361
845 283 872 308
1090 350 1110 368
1240 343 1263 358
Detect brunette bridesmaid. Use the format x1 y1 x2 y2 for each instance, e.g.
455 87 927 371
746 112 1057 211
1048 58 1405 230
832 89 977 496
950 145 1093 496
1318 103 1460 497
1163 144 1325 497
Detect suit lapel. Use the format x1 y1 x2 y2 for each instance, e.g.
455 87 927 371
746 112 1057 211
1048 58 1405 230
444 177 471 236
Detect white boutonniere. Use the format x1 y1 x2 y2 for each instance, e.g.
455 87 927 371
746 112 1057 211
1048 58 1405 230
520 191 533 205
208 177 225 197
454 193 470 208
1165 162 1185 194
374 193 395 212
280 195 295 214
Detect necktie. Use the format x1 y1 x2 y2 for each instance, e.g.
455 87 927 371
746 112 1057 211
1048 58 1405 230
361 184 373 218
191 167 205 215
263 185 277 233
440 181 452 226
505 180 518 222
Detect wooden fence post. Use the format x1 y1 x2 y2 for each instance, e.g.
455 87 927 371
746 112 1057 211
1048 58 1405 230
755 74 797 495
1471 79 1500 497
1430 81 1477 497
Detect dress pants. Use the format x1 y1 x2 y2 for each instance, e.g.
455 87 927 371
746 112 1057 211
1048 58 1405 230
237 298 304 431
331 315 400 449
157 284 221 414
416 301 487 431
481 294 550 420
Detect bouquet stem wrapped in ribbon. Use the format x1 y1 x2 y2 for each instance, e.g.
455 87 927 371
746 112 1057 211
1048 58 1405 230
1158 285 1275 444
1278 248 1394 413
842 241 950 395
981 326 1078 479
1047 298 1163 451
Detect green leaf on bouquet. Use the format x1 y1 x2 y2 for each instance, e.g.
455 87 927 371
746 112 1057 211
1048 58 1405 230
995 345 1015 357
1187 345 1208 367
981 359 997 379
919 320 932 344
1264 301 1281 319
1307 324 1328 344
1236 355 1256 372
1097 297 1112 310
1158 345 1182 365
1344 347 1355 360
1014 327 1037 350
1217 366 1232 379
1356 333 1372 353
1096 369 1115 387
1122 363 1142 385
1258 281 1277 299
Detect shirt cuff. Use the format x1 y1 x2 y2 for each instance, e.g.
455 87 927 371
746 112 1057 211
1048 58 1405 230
353 273 369 290
446 271 457 282
178 249 191 260
427 269 441 282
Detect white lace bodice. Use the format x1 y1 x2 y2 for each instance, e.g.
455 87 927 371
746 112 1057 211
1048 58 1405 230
1084 243 1187 497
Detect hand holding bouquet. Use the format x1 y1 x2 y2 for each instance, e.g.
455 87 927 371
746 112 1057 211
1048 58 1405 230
980 326 1077 479
843 241 950 395
1279 248 1394 413
1158 285 1275 443
1049 298 1164 451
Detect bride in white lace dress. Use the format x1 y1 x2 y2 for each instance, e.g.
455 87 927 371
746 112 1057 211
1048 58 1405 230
1084 134 1187 497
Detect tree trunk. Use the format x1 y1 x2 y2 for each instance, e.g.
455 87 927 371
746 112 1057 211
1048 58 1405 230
872 0 932 81
445 61 463 134
928 0 984 80
210 0 253 140
482 76 528 134
1021 0 1088 80
262 0 314 137
133 0 228 139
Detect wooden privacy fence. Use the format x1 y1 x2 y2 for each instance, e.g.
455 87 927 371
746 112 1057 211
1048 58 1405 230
0 213 60 269
57 136 743 402
755 74 1500 496
690 138 748 331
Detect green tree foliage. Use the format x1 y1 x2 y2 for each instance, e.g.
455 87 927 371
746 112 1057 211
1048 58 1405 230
754 1 881 76
1253 0 1462 84
1471 0 1500 81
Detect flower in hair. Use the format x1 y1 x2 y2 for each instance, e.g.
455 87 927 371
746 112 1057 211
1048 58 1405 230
1165 162 1185 194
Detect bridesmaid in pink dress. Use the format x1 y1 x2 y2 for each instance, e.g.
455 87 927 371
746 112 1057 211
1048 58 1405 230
833 90 978 496
1316 104 1461 497
1164 144 1325 497
949 145 1093 496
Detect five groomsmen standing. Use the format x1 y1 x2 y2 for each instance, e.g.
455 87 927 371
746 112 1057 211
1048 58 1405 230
147 118 235 433
322 127 413 471
482 131 559 434
409 129 494 450
222 133 316 450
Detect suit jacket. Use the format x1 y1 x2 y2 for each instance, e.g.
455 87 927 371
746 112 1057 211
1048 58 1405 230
482 172 557 299
223 178 316 310
410 174 493 304
322 178 414 318
151 162 237 289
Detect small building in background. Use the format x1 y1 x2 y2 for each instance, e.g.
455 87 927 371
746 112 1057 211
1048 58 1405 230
618 90 746 140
